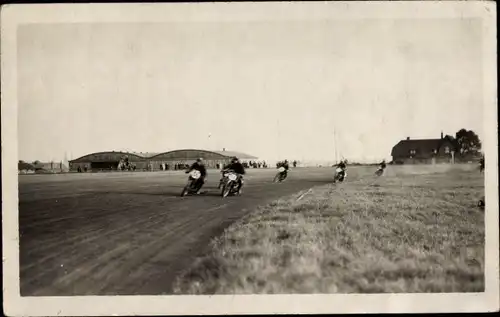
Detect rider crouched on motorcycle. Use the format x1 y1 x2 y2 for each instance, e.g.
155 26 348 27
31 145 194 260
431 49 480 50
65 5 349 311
335 160 347 177
379 160 386 170
186 158 207 194
222 157 246 193
279 159 290 177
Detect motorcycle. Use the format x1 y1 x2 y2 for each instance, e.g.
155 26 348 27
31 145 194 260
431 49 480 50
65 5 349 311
221 169 241 198
181 170 203 197
273 167 287 183
333 167 347 183
375 167 385 177
478 196 485 208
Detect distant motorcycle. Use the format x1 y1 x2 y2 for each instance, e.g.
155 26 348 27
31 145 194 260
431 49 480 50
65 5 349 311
181 170 203 197
375 167 385 177
478 196 485 209
220 169 241 198
273 167 287 183
333 167 346 183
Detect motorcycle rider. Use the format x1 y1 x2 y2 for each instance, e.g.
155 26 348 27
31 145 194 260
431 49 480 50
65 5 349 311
479 157 485 173
375 159 386 176
380 160 386 169
379 160 387 171
280 159 290 178
335 159 347 180
186 158 207 194
222 157 246 193
336 159 347 170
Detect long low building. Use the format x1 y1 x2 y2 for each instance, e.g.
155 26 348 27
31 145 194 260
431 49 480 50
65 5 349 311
68 149 258 172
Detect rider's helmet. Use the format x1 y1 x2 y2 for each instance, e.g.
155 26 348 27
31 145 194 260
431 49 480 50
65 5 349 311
231 157 238 163
197 158 204 164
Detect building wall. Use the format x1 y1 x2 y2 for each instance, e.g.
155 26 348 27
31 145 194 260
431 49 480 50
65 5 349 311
436 140 455 157
149 150 228 161
69 161 93 171
392 157 451 165
146 159 231 171
141 149 234 171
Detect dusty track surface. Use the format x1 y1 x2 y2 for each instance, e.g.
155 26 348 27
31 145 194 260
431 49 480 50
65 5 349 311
19 168 332 296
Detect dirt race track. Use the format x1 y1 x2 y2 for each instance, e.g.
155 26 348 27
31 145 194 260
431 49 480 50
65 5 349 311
19 167 333 296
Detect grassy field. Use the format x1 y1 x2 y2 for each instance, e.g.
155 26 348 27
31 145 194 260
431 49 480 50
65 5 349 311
173 164 485 294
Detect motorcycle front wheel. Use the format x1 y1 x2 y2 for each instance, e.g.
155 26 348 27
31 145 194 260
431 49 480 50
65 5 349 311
222 182 232 198
181 185 190 197
273 173 282 183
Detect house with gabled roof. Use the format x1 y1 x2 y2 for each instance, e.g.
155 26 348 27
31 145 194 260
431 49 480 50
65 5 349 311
391 132 459 165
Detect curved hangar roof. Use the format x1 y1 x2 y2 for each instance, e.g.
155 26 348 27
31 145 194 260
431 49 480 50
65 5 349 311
70 149 258 163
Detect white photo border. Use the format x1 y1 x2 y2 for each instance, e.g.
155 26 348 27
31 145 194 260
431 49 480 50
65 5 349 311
2 1 498 315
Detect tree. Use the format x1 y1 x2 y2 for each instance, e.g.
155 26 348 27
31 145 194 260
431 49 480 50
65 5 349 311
455 129 482 155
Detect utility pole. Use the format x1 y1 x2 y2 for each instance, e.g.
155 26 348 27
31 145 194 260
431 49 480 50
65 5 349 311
276 119 281 160
333 126 338 164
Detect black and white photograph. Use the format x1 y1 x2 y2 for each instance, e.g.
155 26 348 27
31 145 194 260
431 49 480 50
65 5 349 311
2 1 498 315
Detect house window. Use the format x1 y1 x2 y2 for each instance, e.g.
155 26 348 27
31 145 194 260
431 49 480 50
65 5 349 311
409 149 416 156
445 147 450 154
432 149 437 154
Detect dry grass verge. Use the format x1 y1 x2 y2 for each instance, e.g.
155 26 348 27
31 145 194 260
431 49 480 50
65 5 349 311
173 166 484 294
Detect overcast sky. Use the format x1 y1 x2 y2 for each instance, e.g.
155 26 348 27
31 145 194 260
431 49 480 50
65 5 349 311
18 18 483 163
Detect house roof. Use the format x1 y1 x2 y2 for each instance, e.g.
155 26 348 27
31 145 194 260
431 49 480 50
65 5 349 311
129 152 162 158
130 150 257 159
18 162 35 170
70 149 259 162
391 137 455 157
212 150 258 160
